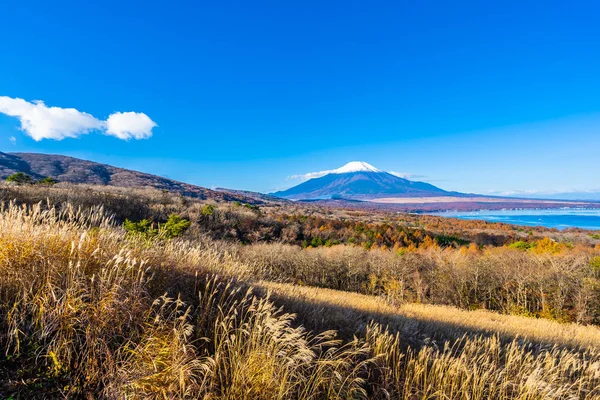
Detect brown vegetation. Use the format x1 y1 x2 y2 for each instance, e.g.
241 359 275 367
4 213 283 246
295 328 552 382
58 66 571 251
259 281 600 349
0 184 599 398
241 243 600 324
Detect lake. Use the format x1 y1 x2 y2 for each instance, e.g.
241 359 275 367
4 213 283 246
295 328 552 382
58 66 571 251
428 208 600 230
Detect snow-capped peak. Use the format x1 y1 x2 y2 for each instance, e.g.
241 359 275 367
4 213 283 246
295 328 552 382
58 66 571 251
332 161 381 174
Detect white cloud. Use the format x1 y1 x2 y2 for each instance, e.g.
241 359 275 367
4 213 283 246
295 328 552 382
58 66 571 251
287 169 335 181
0 97 103 141
9 136 16 145
388 171 426 180
0 96 157 141
105 111 157 140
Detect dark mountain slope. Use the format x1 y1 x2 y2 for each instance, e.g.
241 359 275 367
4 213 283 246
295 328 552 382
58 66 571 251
0 152 256 203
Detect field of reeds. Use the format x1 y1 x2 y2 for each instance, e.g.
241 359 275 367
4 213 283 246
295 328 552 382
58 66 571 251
239 242 600 324
259 281 600 349
0 184 600 398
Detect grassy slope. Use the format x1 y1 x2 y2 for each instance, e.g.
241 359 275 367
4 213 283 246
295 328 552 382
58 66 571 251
0 188 599 398
260 281 600 350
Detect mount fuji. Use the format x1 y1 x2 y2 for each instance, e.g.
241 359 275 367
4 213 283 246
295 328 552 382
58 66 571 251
273 162 452 200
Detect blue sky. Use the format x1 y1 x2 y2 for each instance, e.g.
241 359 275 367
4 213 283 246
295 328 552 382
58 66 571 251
1 0 599 195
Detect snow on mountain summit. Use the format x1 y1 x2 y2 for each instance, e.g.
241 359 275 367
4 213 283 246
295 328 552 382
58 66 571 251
273 160 449 200
332 161 381 174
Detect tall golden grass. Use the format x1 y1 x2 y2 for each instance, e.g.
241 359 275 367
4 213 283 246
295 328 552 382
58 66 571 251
260 281 600 350
0 202 599 398
240 242 600 324
365 323 600 399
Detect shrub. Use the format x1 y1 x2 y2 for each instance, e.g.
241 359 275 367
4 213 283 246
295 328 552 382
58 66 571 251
243 203 260 213
508 240 533 250
37 176 58 185
310 237 324 247
124 218 158 237
591 256 600 273
162 213 191 238
324 239 339 247
123 214 190 239
201 204 215 216
5 172 33 185
532 237 564 254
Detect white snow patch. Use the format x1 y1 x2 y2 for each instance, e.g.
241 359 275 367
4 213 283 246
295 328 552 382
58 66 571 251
287 161 382 181
332 161 381 174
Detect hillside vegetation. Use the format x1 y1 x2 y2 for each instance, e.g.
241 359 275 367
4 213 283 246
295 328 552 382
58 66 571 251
0 183 599 398
0 152 257 203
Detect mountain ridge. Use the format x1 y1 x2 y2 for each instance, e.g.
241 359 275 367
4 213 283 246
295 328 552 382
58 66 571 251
0 152 258 203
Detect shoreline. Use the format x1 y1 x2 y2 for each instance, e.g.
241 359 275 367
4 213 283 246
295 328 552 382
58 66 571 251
423 208 600 231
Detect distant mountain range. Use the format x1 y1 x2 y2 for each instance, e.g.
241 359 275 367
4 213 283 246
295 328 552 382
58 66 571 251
0 152 256 203
273 161 455 200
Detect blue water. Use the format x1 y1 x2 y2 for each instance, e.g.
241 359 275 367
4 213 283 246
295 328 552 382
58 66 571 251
428 209 600 230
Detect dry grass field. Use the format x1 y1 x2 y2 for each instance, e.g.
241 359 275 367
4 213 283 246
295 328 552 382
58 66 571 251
259 281 600 350
0 186 599 398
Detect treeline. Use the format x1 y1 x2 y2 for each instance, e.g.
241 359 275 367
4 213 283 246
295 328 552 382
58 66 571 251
0 184 478 248
1 182 597 252
239 243 600 324
5 172 58 185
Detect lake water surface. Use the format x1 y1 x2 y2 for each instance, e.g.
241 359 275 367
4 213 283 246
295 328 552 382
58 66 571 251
428 208 600 230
